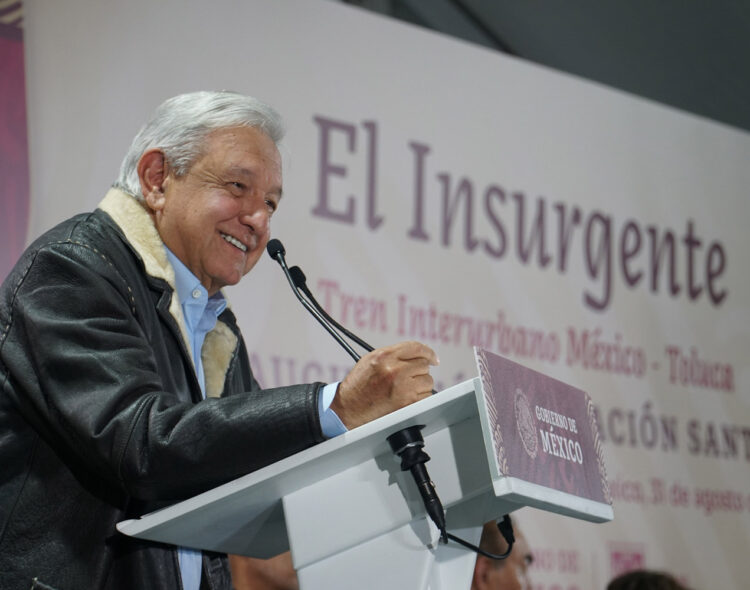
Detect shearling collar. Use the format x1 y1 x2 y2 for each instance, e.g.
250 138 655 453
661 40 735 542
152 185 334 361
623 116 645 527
98 188 237 398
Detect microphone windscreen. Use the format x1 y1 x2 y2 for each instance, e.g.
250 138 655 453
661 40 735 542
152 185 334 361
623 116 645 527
289 266 307 288
266 238 286 260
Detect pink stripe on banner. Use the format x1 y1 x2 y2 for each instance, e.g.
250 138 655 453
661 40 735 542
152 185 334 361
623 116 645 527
0 32 29 282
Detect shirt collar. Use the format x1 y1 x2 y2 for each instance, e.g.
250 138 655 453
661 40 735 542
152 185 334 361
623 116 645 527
164 248 227 324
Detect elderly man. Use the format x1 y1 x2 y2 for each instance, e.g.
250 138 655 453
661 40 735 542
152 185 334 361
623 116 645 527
0 91 437 590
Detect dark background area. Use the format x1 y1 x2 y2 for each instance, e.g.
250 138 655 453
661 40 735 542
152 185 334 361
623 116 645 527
342 0 750 134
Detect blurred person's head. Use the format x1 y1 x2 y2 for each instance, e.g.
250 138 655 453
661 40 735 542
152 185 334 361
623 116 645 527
607 569 689 590
471 517 533 590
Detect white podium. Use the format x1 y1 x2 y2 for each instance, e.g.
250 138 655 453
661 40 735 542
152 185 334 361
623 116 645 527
118 377 613 589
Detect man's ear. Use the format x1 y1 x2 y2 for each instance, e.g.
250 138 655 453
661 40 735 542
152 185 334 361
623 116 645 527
137 149 169 211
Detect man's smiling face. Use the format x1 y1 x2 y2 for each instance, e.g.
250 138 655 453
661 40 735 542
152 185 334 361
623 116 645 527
146 125 282 295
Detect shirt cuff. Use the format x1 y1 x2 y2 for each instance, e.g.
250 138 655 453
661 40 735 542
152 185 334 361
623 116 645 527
318 382 348 438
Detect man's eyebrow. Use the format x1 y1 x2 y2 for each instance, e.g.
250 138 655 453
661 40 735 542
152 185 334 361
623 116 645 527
225 165 255 179
225 165 283 197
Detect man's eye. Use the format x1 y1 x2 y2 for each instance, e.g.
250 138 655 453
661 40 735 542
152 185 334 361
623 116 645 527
265 199 278 213
228 181 246 192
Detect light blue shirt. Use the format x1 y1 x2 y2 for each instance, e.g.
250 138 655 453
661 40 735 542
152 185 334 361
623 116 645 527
166 249 226 590
165 249 345 590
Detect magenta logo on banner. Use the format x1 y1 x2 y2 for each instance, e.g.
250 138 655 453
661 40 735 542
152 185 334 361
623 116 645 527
514 387 538 459
475 347 612 504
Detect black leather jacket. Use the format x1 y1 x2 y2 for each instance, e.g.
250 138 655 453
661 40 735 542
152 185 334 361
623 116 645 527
0 189 325 589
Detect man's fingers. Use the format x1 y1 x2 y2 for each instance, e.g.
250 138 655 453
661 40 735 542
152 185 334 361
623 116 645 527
391 341 440 366
391 367 434 395
396 356 433 376
408 373 435 396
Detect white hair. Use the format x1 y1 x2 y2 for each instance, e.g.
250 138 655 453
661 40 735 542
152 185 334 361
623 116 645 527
113 90 285 200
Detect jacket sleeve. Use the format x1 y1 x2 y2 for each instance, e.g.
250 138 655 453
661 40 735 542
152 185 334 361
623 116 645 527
2 239 326 502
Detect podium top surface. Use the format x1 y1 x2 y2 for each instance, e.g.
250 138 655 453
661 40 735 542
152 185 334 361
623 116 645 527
117 379 480 552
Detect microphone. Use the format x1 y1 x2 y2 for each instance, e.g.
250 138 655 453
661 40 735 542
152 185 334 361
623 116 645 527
266 238 448 543
289 264 435 395
266 239 361 362
288 265 374 353
387 425 447 543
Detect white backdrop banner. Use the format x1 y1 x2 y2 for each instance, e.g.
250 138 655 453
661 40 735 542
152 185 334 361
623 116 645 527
22 1 750 588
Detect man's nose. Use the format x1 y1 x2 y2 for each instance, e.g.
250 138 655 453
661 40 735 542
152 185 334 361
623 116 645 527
240 203 270 234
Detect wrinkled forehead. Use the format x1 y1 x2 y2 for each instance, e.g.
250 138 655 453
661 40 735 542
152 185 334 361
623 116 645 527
199 126 283 176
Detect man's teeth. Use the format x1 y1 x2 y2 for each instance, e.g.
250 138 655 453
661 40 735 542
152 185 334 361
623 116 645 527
221 233 247 252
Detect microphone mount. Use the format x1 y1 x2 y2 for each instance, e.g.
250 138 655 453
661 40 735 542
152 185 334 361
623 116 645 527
387 425 447 543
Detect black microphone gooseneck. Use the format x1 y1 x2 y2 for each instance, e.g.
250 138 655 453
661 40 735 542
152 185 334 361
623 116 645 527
290 265 437 396
289 265 375 353
266 238 448 543
266 239 360 363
